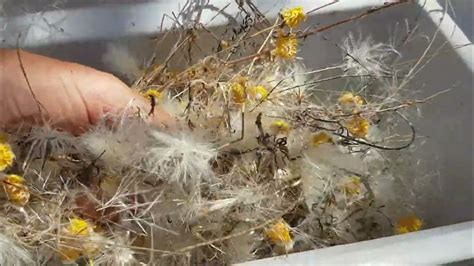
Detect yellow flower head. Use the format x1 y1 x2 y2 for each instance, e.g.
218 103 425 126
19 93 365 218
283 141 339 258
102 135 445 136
229 76 249 104
234 75 248 86
248 85 268 101
272 35 298 59
270 120 290 135
0 143 15 171
220 40 229 49
338 92 365 106
346 116 370 138
142 89 162 101
311 132 332 147
59 218 97 262
265 219 293 250
343 176 361 196
66 218 92 236
395 215 423 234
281 6 306 28
230 82 246 104
2 174 30 206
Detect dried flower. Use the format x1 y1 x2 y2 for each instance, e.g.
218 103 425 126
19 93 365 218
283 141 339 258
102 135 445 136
2 174 30 206
281 7 306 28
270 120 290 135
229 76 249 104
0 143 15 171
147 131 216 184
346 116 370 138
248 85 268 101
67 218 91 236
265 219 293 251
338 92 365 106
312 132 332 147
342 33 397 76
395 215 423 234
142 89 162 101
234 75 248 86
272 35 298 59
230 82 246 104
220 40 229 49
59 218 99 262
343 176 361 196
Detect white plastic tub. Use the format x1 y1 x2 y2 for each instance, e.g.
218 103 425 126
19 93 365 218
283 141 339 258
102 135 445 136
1 0 472 264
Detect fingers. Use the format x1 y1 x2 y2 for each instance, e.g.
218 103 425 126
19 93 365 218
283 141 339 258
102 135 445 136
127 91 176 130
1 48 176 134
82 73 176 131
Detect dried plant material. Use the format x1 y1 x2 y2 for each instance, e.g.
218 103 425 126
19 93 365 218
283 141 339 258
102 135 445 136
0 0 447 264
265 219 293 252
146 131 216 183
142 88 162 101
0 234 33 265
58 218 101 262
311 132 333 147
281 7 306 28
342 33 398 76
230 82 247 104
102 43 141 81
346 116 370 138
248 85 268 101
0 143 14 171
338 92 365 106
2 174 30 206
272 35 298 59
395 215 423 234
343 176 362 196
270 120 290 135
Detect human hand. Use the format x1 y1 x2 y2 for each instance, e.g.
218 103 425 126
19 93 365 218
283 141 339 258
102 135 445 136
0 49 172 135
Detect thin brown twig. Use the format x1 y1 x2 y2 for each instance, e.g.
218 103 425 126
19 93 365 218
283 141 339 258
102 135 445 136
162 199 301 257
15 48 48 122
298 0 412 39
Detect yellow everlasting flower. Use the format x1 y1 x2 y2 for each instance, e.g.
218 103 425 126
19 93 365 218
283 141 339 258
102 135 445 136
229 76 248 104
233 75 248 86
142 89 162 101
346 116 370 138
265 219 293 251
248 85 268 101
59 218 98 262
281 7 306 28
338 92 365 106
220 40 229 49
270 120 290 135
67 218 92 236
312 132 332 147
272 35 298 59
230 82 246 104
0 143 15 171
2 174 30 206
343 176 361 196
395 215 423 234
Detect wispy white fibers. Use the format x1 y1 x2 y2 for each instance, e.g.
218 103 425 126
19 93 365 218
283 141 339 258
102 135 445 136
22 126 80 171
146 131 216 184
0 234 32 266
80 116 149 171
342 33 399 77
102 43 142 81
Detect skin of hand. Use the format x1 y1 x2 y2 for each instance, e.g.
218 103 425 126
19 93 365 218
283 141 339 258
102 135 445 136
0 48 172 135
